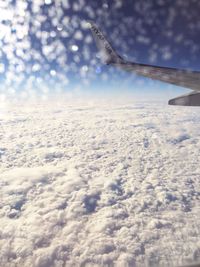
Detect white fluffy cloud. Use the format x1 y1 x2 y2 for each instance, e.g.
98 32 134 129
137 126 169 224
0 100 200 267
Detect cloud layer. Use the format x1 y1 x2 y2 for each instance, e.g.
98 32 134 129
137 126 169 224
1 100 200 266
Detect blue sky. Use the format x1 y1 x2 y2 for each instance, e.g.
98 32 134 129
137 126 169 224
0 0 199 100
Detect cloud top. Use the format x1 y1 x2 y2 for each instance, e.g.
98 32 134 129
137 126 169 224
1 101 200 266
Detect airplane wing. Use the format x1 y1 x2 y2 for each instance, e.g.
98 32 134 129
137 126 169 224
88 21 200 106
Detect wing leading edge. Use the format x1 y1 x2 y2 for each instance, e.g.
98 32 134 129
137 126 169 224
88 21 200 106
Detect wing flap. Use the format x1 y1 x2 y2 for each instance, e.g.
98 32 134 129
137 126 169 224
169 91 200 106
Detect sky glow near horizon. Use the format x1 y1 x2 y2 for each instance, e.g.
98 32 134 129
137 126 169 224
0 0 200 101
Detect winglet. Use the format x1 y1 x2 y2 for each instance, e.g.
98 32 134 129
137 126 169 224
88 21 125 65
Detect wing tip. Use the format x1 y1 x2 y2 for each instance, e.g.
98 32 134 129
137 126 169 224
88 21 125 65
